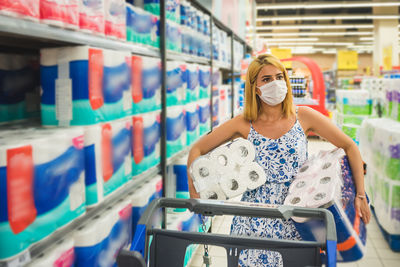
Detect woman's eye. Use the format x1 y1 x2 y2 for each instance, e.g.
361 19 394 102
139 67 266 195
277 76 284 80
262 78 270 82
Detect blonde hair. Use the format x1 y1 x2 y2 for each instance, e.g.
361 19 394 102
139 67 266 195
243 54 295 121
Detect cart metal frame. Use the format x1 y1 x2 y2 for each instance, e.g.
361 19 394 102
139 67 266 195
117 198 337 267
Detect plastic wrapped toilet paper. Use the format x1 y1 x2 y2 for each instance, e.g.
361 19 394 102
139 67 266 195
166 105 186 158
78 0 105 35
126 4 159 47
0 53 40 123
190 157 219 192
40 46 132 126
101 117 132 197
336 90 372 115
166 61 185 106
209 146 235 174
28 238 75 267
143 0 180 23
239 162 266 190
185 63 199 102
230 138 256 165
104 0 126 40
0 127 86 260
132 111 161 176
198 99 211 136
185 102 199 146
219 175 247 198
40 0 79 29
199 65 211 99
131 55 161 114
342 123 361 145
284 148 367 262
166 20 182 52
173 155 190 212
199 185 227 200
0 0 39 20
74 199 132 266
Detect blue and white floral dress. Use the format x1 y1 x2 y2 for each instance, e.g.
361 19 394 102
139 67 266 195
230 115 308 266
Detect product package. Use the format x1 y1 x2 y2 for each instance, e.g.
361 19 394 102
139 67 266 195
190 138 265 200
143 0 180 23
0 0 39 20
126 4 159 47
0 127 86 260
336 90 372 116
40 0 79 29
131 55 161 114
166 61 186 106
166 105 186 158
40 46 132 126
78 0 105 35
104 0 126 40
185 63 199 103
199 65 211 99
27 238 74 267
284 148 367 262
0 53 40 123
198 99 211 136
166 20 182 52
185 102 199 146
131 111 161 176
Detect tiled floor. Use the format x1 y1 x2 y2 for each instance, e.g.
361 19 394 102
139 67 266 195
187 138 400 267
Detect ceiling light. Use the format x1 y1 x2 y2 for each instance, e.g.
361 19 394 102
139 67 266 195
260 37 319 42
256 1 400 10
256 24 374 30
359 37 374 41
265 42 353 46
256 15 400 22
256 31 373 37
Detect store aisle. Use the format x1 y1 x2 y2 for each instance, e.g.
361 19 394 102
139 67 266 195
187 138 400 267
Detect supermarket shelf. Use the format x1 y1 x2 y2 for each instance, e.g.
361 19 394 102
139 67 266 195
0 165 161 267
166 51 211 64
0 15 160 57
214 61 231 70
293 97 320 106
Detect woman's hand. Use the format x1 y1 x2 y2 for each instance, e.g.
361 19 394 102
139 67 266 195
355 197 371 224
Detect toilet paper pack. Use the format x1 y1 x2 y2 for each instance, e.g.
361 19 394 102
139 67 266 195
199 65 211 99
0 127 86 260
132 111 161 176
166 61 186 106
198 99 211 136
185 102 199 146
284 148 367 262
74 199 132 266
0 53 40 123
28 238 75 267
336 90 372 116
166 105 186 158
104 0 126 40
131 55 161 114
40 46 132 126
166 20 182 52
143 0 180 23
78 0 105 35
101 117 132 197
190 138 266 200
173 155 190 204
0 0 39 20
185 63 199 103
126 4 159 47
40 0 79 29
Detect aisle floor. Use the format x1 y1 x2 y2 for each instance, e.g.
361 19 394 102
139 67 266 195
187 138 400 267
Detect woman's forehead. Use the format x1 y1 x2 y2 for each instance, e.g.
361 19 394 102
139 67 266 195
259 65 282 76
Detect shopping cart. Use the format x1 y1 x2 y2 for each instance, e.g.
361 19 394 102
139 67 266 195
117 198 337 267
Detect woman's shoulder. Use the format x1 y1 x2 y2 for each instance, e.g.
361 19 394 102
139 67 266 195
227 113 251 138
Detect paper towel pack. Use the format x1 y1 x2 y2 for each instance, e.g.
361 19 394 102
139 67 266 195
131 111 161 176
74 199 132 266
101 117 132 197
131 55 161 114
41 46 132 126
126 4 159 47
190 138 265 200
104 0 126 40
0 127 86 260
28 238 75 267
40 0 79 29
78 0 105 35
166 105 186 158
0 53 40 123
0 0 39 20
284 148 367 262
198 99 211 136
185 102 199 146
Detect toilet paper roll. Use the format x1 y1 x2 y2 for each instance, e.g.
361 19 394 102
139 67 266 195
209 146 235 174
219 175 247 198
199 185 227 200
28 238 74 267
239 162 266 190
229 138 256 165
288 178 312 194
190 157 218 182
306 190 337 209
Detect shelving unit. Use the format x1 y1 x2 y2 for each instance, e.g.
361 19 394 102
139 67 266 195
0 1 251 266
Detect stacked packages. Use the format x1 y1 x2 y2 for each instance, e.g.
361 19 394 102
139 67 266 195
284 148 367 262
190 138 266 200
360 118 400 251
334 90 372 145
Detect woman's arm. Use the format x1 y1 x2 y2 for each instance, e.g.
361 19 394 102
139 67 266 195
187 115 250 198
298 106 371 224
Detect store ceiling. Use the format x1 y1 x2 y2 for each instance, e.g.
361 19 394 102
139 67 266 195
253 0 400 54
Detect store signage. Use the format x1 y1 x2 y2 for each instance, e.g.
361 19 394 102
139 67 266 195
271 48 292 69
383 45 392 71
337 50 358 70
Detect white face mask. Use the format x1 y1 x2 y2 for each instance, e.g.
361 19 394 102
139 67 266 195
257 80 288 106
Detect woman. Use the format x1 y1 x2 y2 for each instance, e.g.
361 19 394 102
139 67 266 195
187 54 371 266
